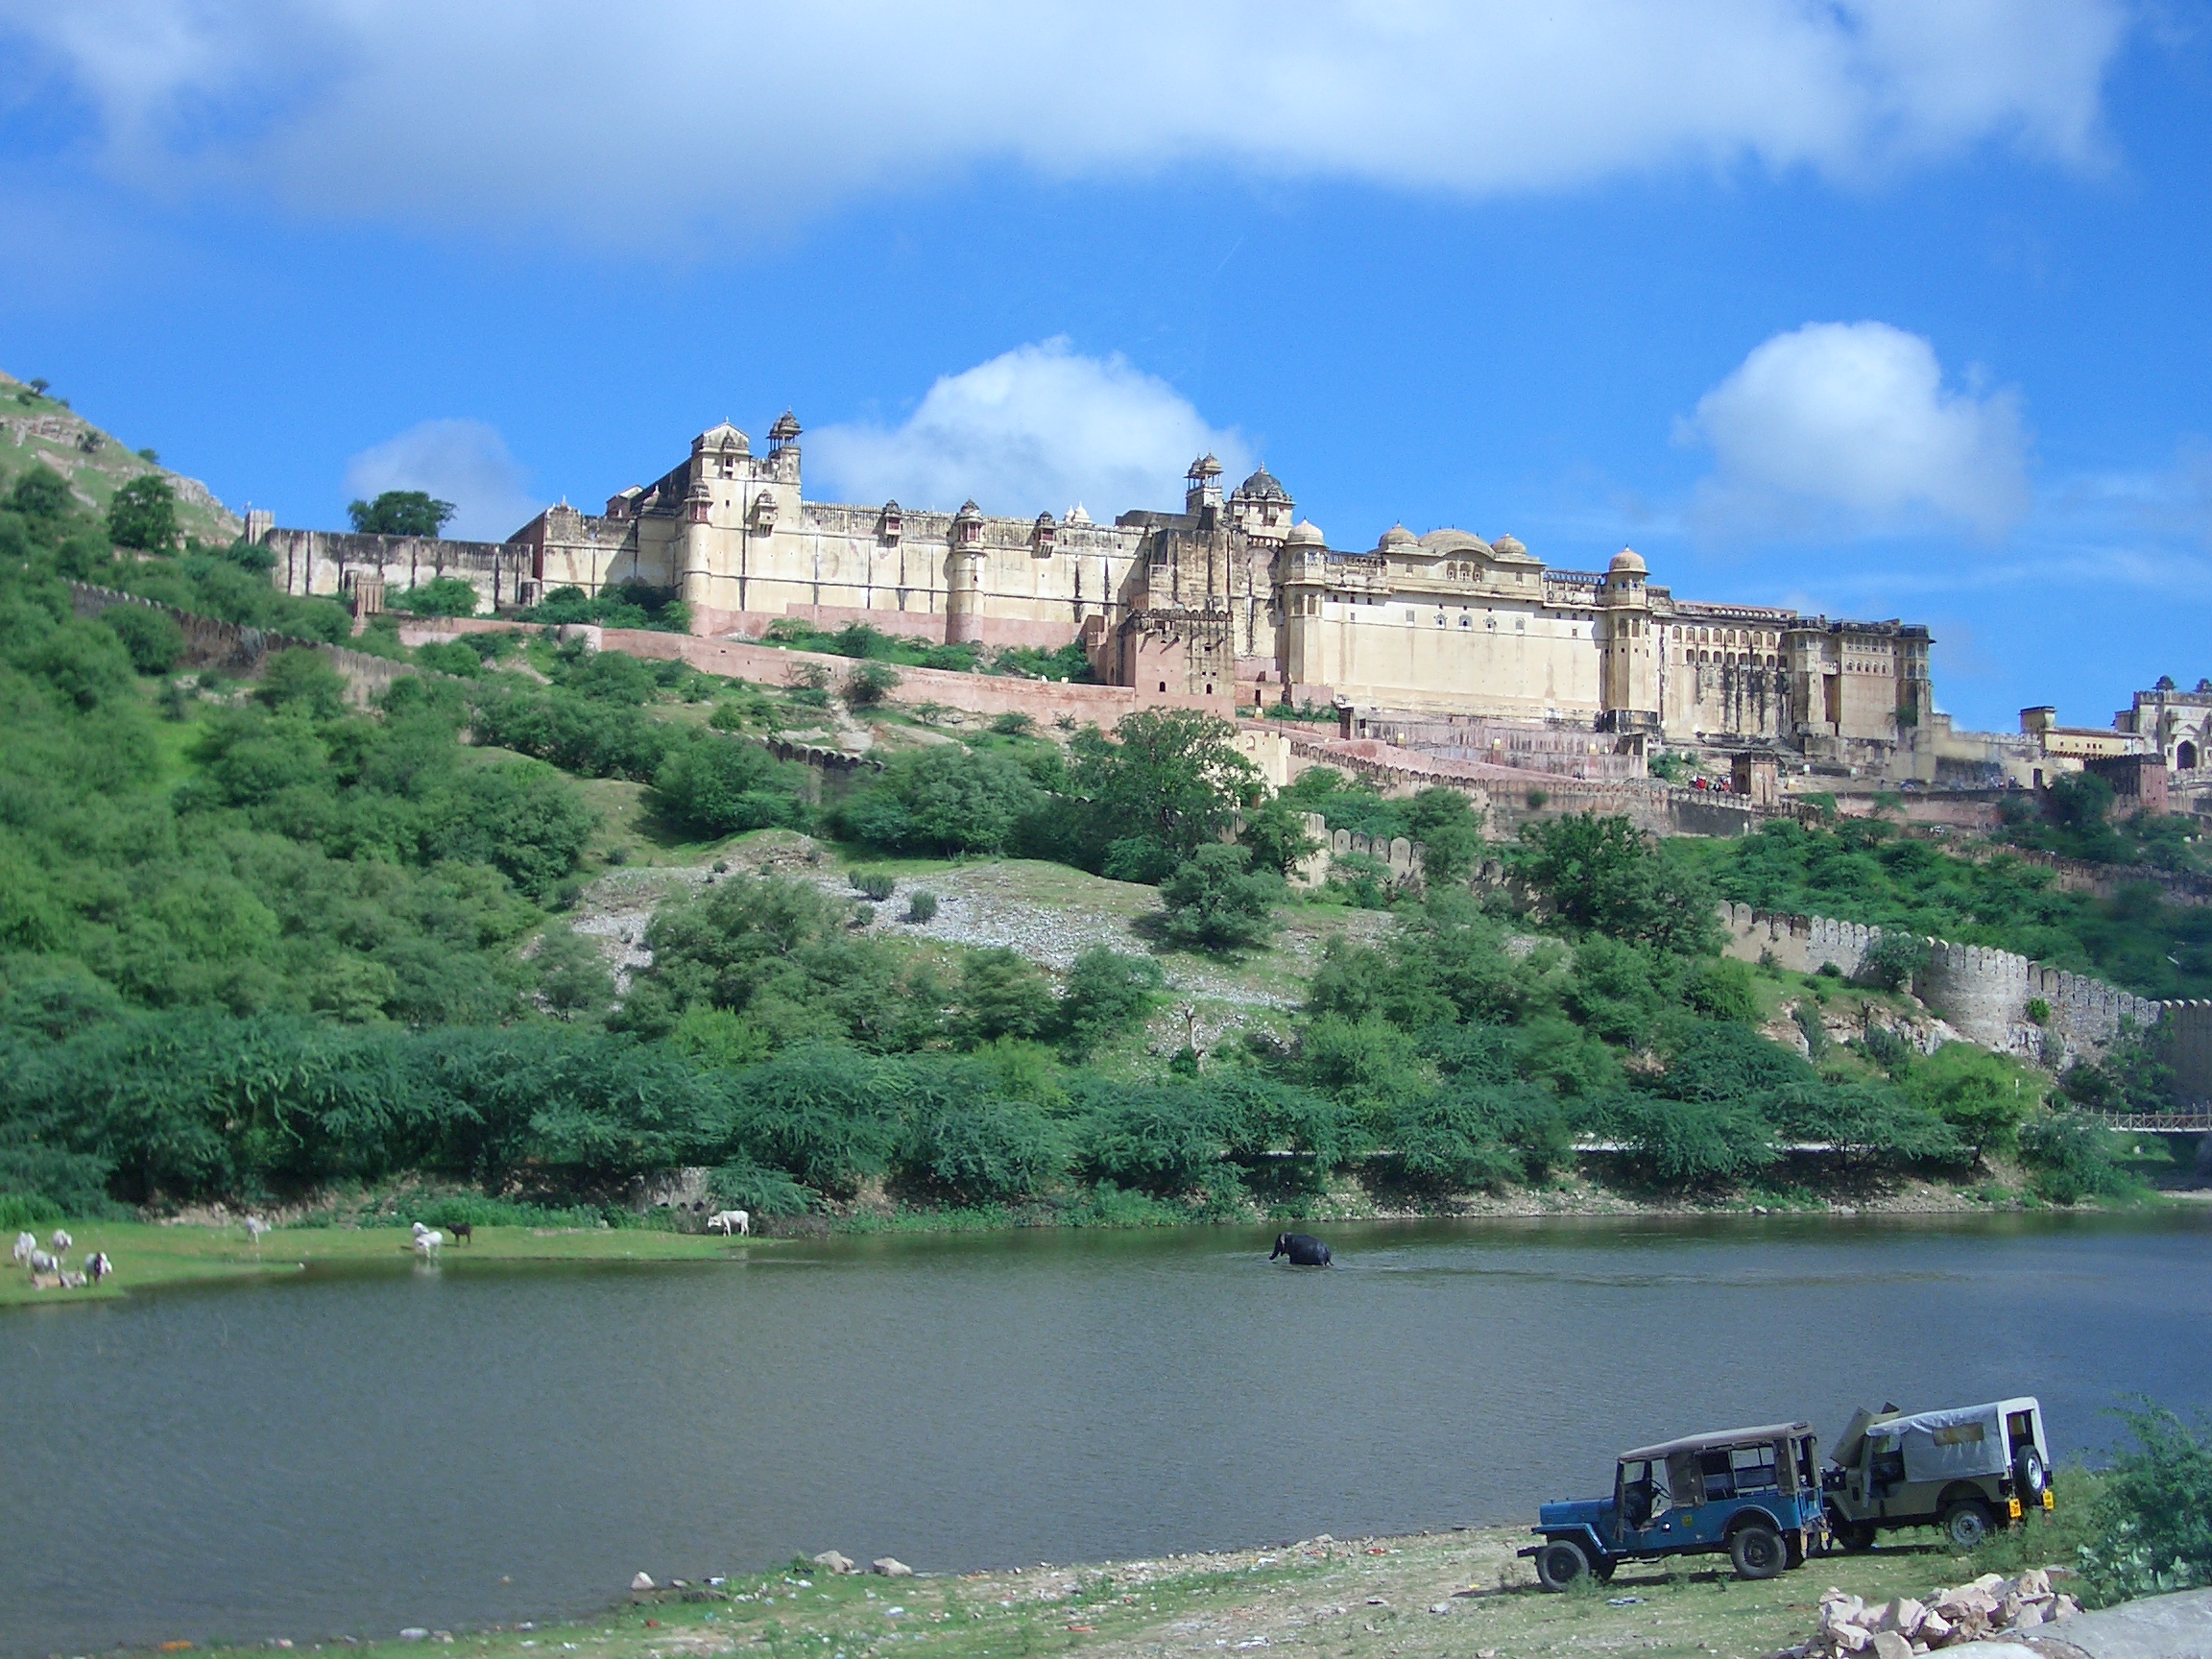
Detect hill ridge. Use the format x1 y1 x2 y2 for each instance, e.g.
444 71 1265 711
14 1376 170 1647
0 367 241 543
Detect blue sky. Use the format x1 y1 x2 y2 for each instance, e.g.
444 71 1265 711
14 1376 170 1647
2 2 2206 733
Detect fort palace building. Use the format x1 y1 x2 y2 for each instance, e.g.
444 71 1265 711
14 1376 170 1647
253 415 1949 776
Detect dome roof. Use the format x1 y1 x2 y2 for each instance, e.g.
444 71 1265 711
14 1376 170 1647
1065 504 1092 525
769 409 802 444
1489 533 1529 560
1608 547 1647 576
1188 453 1223 478
1234 465 1289 502
1286 519 1326 546
1378 523 1418 550
694 421 750 454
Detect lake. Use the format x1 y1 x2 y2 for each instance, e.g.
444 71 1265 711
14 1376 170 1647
6 1212 2210 1657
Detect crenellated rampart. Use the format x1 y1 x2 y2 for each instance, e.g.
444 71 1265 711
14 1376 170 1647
1716 899 2206 1099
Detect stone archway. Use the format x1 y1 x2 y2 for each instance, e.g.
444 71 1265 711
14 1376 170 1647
2178 740 2200 771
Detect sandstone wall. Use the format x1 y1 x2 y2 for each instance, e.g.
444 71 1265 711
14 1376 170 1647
262 528 532 612
397 618 1225 725
1716 899 2205 1098
70 582 414 705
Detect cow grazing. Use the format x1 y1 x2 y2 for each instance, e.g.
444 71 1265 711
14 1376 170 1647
449 1222 472 1245
85 1251 113 1283
1270 1232 1333 1267
706 1210 750 1237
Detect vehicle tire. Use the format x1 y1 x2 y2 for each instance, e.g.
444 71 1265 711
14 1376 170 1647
1536 1539 1591 1592
1944 1500 1994 1551
1731 1524 1787 1580
2015 1446 2050 1505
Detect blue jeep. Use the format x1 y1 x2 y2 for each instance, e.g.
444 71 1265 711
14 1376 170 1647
1521 1421 1830 1590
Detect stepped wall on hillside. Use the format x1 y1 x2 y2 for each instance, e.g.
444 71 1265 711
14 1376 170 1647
69 582 413 705
1718 900 2206 1100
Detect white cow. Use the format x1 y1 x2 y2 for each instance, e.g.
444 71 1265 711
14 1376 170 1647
412 1228 444 1255
50 1228 72 1252
29 1249 58 1274
12 1232 35 1266
705 1210 750 1237
245 1216 271 1242
85 1251 113 1283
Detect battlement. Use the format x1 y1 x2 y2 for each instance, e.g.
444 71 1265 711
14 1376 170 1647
1717 900 2204 1098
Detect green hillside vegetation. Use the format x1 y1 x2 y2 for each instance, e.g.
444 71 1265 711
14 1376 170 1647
1688 816 2212 999
0 472 2147 1226
1 371 241 545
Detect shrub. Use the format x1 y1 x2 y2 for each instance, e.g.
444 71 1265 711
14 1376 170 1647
1058 947 1165 1056
1599 1091 1777 1188
842 661 901 707
2018 1110 2136 1204
1075 1086 1223 1198
386 576 481 617
1327 852 1394 908
652 734 802 836
2079 1403 2212 1603
904 890 939 924
897 1095 1067 1205
955 948 1056 1045
1680 956 1760 1022
101 604 185 675
990 711 1036 736
1404 786 1486 884
1905 1043 2041 1159
851 869 896 902
1157 844 1283 953
837 747 1040 855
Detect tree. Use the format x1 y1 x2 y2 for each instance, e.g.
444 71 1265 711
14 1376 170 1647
1070 709 1262 881
1405 786 1487 884
349 491 458 539
535 924 614 1020
100 605 184 675
108 475 179 551
839 747 1038 856
1238 794 1322 877
10 468 72 520
1157 843 1283 953
1906 1042 2041 1159
653 734 802 837
255 648 350 718
1517 812 1720 955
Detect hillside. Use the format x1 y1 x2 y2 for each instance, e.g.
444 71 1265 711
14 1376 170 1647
0 368 241 545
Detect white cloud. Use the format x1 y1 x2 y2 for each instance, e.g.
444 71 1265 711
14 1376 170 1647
0 0 2128 233
342 419 539 541
1684 321 2032 540
808 340 1248 518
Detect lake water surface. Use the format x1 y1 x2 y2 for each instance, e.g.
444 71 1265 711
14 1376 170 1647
6 1212 2210 1657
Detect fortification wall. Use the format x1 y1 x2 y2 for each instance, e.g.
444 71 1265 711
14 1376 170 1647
397 618 1223 724
685 602 1082 652
261 528 533 612
69 583 414 705
1716 898 2205 1097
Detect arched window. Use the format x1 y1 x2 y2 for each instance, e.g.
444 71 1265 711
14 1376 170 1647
2180 740 2200 770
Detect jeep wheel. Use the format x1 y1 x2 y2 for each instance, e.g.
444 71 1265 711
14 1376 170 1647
2015 1446 2050 1504
1944 1500 1994 1551
1536 1539 1591 1592
1730 1524 1787 1580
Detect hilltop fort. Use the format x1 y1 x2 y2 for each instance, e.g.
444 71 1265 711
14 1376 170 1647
252 414 1952 778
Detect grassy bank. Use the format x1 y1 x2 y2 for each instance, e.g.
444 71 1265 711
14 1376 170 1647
119 1517 2082 1659
0 1221 759 1308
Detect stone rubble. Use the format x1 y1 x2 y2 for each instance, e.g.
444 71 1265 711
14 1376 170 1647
1771 1571 2080 1659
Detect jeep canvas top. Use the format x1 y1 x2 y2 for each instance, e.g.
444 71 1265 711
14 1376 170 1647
1825 1397 2052 1550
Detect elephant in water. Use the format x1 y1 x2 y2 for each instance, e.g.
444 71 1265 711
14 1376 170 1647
1270 1232 1332 1266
